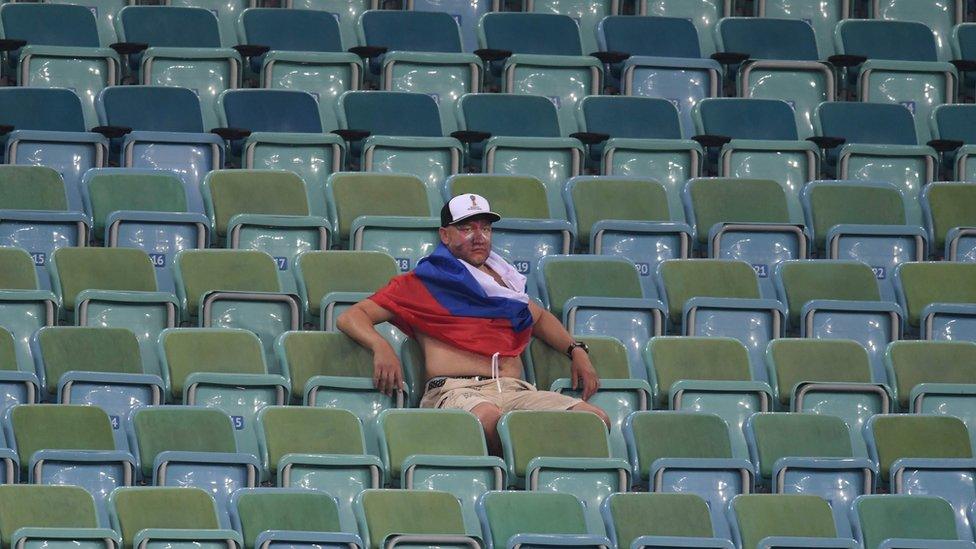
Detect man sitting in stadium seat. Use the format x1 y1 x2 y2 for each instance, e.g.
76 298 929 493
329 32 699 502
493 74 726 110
337 193 609 454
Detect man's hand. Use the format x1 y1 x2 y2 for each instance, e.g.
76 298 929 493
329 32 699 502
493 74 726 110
570 348 600 401
372 345 404 397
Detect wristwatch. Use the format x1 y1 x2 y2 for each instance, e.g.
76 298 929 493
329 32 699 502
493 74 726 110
566 341 589 358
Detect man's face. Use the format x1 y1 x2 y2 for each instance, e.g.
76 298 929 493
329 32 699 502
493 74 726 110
439 216 493 267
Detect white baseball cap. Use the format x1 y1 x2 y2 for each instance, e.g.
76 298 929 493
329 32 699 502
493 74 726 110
440 193 501 227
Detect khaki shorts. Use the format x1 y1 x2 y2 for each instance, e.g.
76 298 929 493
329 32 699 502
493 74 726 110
419 376 582 413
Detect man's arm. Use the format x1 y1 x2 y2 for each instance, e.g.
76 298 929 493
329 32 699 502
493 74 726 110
336 300 403 396
528 301 600 400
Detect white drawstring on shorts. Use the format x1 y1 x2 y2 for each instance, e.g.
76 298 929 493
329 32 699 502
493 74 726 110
491 352 502 393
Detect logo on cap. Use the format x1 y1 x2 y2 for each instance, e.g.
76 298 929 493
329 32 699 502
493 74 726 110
468 195 480 210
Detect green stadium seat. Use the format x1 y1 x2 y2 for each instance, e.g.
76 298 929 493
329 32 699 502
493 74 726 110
894 262 976 339
727 494 853 549
477 491 611 549
228 488 363 549
922 182 976 261
0 484 121 549
355 489 481 549
108 487 243 549
852 495 967 549
0 246 56 382
293 250 398 327
601 492 733 549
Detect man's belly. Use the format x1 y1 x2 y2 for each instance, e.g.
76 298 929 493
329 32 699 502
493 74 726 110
418 333 525 379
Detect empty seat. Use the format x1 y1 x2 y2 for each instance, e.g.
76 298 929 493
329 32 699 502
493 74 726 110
895 261 976 340
0 326 35 419
871 0 962 62
886 341 976 434
756 0 848 58
727 494 852 549
45 0 124 49
745 413 872 537
596 16 721 137
603 492 733 549
644 336 772 458
0 246 57 374
109 487 243 549
478 491 612 549
201 169 328 294
7 404 134 526
801 180 926 300
923 182 976 261
528 0 616 55
497 410 630 534
158 328 287 468
378 409 504 533
356 489 481 548
293 249 398 330
0 88 108 210
852 495 968 549
683 176 808 297
274 331 404 456
326 172 439 271
478 12 602 133
288 0 372 51
0 485 120 548
457 93 584 217
128 406 258 526
928 97 976 181
115 6 241 131
0 166 89 290
639 0 730 55
408 0 492 53
657 259 786 374
816 102 936 227
775 259 900 380
256 406 381 533
767 338 892 457
0 3 119 128
216 90 344 215
236 8 360 131
228 488 362 549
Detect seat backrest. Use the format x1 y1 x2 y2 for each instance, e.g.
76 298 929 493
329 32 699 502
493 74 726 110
606 493 714 549
599 15 701 58
447 175 550 219
685 178 791 245
0 165 67 211
380 409 486 478
646 337 752 407
567 176 673 245
359 489 467 549
0 247 38 289
837 19 939 62
118 6 221 48
658 259 761 320
717 17 819 60
501 411 609 478
767 338 873 407
159 328 267 401
219 90 323 134
529 336 630 392
0 328 15 371
696 99 799 140
327 173 432 243
932 104 976 144
924 182 976 252
51 247 158 312
361 10 462 53
85 169 189 236
804 181 907 250
233 488 343 549
340 91 442 138
868 415 973 479
0 3 100 47
259 406 366 473
239 8 343 53
480 12 582 56
627 412 734 477
854 495 959 549
10 404 116 470
0 485 100 547
203 169 310 239
896 262 976 328
539 256 643 319
132 407 238 478
481 491 588 548
295 250 398 317
579 96 684 140
0 88 87 132
98 86 205 133
817 102 918 145
748 413 852 479
887 340 976 409
732 494 837 549
174 249 280 318
35 327 143 395
776 260 881 328
277 331 375 402
458 93 562 138
111 487 221 549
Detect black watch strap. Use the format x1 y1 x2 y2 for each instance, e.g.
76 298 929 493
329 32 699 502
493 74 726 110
566 341 589 358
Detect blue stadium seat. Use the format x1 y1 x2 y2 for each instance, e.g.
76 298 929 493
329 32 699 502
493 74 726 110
755 0 849 58
930 104 976 181
287 0 374 51
870 0 963 62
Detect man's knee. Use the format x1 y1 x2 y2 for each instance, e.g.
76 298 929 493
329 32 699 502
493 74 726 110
571 401 611 428
471 402 503 431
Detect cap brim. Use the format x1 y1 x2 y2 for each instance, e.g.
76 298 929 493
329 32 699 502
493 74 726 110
450 211 501 224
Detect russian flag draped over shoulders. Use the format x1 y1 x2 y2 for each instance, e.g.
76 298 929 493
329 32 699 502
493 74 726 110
368 244 534 357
